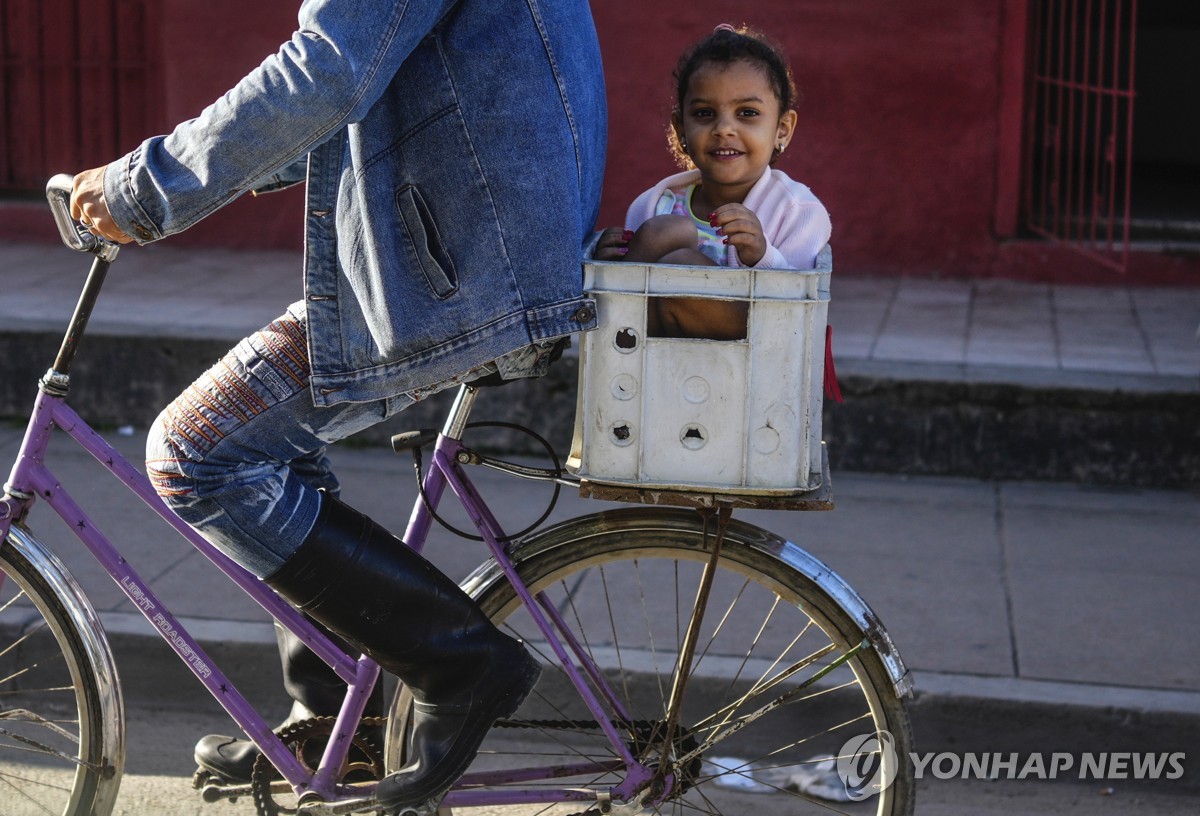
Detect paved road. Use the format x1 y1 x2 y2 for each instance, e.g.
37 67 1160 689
104 703 1197 815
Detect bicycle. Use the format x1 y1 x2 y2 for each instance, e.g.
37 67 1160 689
0 175 915 816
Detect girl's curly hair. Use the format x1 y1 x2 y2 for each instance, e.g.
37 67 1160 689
667 24 799 168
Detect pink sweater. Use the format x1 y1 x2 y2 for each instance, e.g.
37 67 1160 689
625 168 831 270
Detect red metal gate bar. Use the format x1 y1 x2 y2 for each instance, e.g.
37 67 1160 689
1025 0 1137 272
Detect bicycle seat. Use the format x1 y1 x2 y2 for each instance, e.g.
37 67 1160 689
465 337 568 389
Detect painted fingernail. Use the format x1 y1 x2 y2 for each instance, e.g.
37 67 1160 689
619 247 629 255
622 230 634 240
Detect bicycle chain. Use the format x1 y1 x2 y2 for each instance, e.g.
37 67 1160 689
497 716 635 732
494 717 703 816
213 716 692 816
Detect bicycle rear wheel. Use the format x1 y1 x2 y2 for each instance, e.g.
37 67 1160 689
1 527 122 816
388 507 914 815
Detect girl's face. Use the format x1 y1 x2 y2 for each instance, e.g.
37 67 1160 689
673 59 797 207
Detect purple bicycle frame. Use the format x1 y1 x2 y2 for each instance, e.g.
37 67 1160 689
0 384 377 799
1 382 659 808
413 429 656 808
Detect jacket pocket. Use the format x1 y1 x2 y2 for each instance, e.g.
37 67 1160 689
396 184 458 299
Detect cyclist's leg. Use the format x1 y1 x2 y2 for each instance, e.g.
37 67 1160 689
278 451 387 738
146 303 390 780
144 302 389 576
145 303 545 809
144 302 559 575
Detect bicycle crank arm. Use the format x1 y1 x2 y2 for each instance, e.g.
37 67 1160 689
196 779 255 803
196 776 387 815
298 795 439 815
296 797 377 815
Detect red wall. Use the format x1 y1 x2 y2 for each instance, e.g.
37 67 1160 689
595 2 1007 277
151 2 304 250
4 0 1196 284
592 1 1196 285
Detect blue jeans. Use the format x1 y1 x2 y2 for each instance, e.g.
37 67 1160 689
146 301 560 577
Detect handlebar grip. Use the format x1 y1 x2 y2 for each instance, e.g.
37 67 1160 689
46 174 102 254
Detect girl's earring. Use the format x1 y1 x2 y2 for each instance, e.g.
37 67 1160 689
777 142 785 154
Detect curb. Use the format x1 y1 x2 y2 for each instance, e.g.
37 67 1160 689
826 364 1199 488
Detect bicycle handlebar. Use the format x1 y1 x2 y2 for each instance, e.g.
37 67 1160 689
46 174 118 257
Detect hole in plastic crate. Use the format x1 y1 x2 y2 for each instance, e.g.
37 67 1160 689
610 422 634 446
647 296 748 342
680 424 707 450
611 373 638 401
614 328 639 352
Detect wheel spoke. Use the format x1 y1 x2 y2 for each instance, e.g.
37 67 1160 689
691 641 839 734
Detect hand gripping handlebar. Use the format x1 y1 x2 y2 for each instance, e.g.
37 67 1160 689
45 174 120 260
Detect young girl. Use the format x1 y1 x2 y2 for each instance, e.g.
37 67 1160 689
594 24 831 339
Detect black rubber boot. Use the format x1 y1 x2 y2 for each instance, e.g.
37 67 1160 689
194 619 385 783
264 494 540 814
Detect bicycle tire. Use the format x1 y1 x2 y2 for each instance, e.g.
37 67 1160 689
1 527 121 816
386 507 914 815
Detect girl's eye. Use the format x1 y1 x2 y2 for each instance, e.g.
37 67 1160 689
738 108 761 118
691 108 714 119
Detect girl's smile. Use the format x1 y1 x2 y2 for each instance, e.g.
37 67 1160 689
673 59 797 211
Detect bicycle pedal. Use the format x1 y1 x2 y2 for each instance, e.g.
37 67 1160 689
389 797 441 816
191 768 249 803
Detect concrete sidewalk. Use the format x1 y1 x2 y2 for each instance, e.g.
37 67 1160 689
1 240 1196 382
1 239 1199 761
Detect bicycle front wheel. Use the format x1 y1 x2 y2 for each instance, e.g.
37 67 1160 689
389 507 914 816
1 527 122 816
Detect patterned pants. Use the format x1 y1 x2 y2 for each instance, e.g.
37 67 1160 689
146 301 558 577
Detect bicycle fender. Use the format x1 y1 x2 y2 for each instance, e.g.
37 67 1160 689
460 507 913 701
3 526 127 810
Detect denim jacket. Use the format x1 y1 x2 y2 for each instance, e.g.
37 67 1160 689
102 0 606 406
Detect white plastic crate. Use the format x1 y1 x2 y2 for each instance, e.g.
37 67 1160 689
569 246 832 498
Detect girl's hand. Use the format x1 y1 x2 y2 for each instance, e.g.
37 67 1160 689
593 227 633 260
710 204 766 267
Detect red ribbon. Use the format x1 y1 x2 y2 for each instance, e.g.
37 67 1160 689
824 323 843 403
